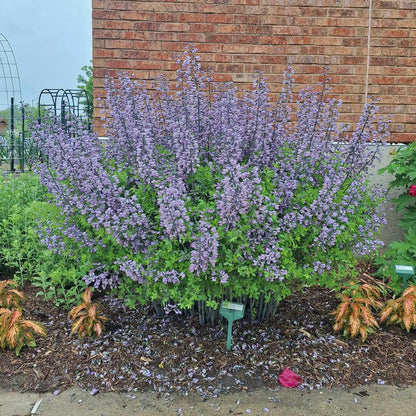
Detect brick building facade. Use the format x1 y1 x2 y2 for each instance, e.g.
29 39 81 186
92 0 416 142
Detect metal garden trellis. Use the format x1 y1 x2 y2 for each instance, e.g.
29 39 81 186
0 33 23 172
1 34 91 172
37 88 91 132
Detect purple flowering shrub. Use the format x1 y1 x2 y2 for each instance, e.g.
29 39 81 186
31 50 388 322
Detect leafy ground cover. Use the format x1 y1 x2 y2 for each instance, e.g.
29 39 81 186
1 264 415 398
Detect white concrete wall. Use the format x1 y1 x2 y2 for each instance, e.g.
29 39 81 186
368 144 405 247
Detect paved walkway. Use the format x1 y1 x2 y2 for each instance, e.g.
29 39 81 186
1 384 416 416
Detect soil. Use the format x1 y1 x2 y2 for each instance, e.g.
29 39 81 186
1 264 416 399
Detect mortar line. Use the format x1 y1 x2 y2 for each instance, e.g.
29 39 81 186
365 0 373 104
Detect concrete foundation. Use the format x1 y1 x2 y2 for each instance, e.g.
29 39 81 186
368 144 405 248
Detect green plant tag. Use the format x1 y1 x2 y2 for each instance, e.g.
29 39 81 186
394 264 415 289
219 301 245 351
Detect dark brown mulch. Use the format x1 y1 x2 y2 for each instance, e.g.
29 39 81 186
1 269 416 398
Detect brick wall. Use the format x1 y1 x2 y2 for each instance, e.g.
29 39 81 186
92 0 416 142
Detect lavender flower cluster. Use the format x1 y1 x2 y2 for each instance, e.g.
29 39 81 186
31 48 388 315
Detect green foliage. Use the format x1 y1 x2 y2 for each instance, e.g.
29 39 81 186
0 174 47 283
114 164 382 316
0 173 85 308
377 143 416 288
77 61 93 120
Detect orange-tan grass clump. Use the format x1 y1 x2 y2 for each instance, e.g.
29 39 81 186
332 278 385 342
68 287 108 338
380 285 416 332
0 307 46 355
0 280 25 309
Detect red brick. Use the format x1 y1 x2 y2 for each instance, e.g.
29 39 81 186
217 24 245 34
260 36 287 45
395 57 416 66
103 20 136 30
245 25 273 35
273 26 303 36
104 39 134 49
327 8 356 17
392 133 416 143
147 32 177 42
131 41 162 51
92 0 104 9
120 11 151 20
158 23 189 32
342 38 367 47
217 63 244 73
234 15 260 24
215 53 233 63
121 31 147 41
92 10 120 20
120 50 150 60
149 51 174 61
177 13 205 23
328 27 356 37
133 22 160 32
177 33 205 42
342 56 367 65
206 14 234 24
94 49 120 58
286 36 313 45
234 0 260 5
189 23 217 33
232 35 259 44
92 0 416 142
205 34 233 44
382 29 410 38
106 59 135 70
94 29 121 39
106 1 136 11
190 4 244 14
148 12 177 23
212 73 233 82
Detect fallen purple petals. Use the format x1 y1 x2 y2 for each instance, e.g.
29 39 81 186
5 282 416 399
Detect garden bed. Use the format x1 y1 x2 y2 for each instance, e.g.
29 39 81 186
1 265 415 398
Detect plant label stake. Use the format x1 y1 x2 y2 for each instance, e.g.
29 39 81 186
394 265 415 289
220 301 245 351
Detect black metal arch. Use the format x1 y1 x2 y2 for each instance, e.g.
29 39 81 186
0 33 22 111
38 88 91 129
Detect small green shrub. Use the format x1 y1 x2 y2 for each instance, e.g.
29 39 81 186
378 143 416 290
0 174 47 284
0 174 86 307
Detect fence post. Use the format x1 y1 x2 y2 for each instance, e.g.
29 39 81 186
21 104 25 172
10 97 15 172
61 99 66 131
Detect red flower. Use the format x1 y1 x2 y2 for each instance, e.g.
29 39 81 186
409 185 416 196
278 367 302 388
